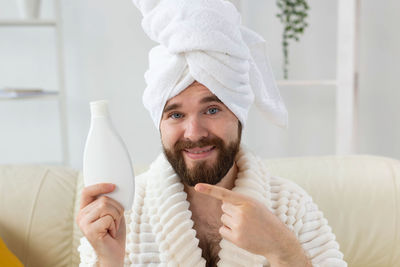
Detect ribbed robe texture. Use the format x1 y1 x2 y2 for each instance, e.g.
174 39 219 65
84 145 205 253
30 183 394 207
78 147 347 266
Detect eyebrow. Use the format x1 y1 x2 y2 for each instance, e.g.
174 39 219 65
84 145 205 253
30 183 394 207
162 95 223 114
200 95 222 104
163 103 181 114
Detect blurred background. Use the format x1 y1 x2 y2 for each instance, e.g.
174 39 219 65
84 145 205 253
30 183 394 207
0 0 399 170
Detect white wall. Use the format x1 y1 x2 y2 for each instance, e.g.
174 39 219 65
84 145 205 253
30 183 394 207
0 0 399 170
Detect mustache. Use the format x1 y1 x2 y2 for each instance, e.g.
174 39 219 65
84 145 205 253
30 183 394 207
174 137 224 151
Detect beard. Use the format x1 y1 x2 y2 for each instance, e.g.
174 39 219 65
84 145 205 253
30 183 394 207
163 129 241 187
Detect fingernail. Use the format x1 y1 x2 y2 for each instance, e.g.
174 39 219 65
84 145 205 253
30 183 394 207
195 184 205 192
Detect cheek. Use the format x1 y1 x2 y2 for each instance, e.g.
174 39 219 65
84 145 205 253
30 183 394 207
160 123 179 149
214 120 239 142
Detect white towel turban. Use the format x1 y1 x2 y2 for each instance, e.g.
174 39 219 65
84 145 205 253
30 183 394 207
133 0 288 129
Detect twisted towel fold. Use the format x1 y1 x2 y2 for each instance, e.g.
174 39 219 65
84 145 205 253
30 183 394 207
132 0 289 129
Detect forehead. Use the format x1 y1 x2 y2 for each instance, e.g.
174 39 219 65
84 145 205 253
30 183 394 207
165 82 218 107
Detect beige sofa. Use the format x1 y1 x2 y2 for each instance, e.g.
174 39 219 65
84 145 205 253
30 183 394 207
0 154 399 267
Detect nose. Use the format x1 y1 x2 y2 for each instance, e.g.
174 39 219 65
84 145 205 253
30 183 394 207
183 116 208 142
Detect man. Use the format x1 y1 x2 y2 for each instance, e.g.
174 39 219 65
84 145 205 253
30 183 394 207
77 0 347 266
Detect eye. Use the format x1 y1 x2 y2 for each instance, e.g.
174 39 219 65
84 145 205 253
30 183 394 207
206 107 220 115
170 112 183 119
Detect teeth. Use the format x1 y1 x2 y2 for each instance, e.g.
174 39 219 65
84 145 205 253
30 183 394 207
187 147 213 154
192 150 210 154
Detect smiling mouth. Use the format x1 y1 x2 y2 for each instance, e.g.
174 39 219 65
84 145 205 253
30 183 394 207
183 146 216 159
184 146 215 154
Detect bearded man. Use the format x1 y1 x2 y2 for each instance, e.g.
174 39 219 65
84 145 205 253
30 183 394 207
76 0 347 266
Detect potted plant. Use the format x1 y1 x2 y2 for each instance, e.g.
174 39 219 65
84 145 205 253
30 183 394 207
276 0 310 79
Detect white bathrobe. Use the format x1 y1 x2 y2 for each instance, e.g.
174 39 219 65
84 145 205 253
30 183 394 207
78 147 347 266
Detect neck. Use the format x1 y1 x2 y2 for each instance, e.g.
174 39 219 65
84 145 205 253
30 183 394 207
184 162 238 206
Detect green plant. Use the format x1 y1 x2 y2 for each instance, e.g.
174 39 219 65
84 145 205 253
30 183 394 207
276 0 310 79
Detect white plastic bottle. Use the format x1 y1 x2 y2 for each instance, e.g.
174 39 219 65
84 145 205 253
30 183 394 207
83 100 135 210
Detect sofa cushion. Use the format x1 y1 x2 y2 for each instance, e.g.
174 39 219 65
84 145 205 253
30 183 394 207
265 155 400 267
0 164 83 267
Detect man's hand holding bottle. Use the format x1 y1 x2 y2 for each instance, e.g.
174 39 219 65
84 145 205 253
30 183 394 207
76 183 125 267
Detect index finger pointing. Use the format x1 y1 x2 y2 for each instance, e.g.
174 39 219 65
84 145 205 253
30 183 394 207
80 183 115 209
194 183 243 204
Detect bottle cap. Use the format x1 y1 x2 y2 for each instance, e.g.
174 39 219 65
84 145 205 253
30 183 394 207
90 100 109 117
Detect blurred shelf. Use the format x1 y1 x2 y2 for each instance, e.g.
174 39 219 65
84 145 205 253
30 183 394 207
0 93 59 101
0 0 70 166
0 19 56 27
277 80 337 87
0 0 69 165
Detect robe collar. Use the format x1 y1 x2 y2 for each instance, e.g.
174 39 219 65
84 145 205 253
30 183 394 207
145 146 272 266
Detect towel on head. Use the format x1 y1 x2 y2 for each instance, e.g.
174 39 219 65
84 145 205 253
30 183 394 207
132 0 288 129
